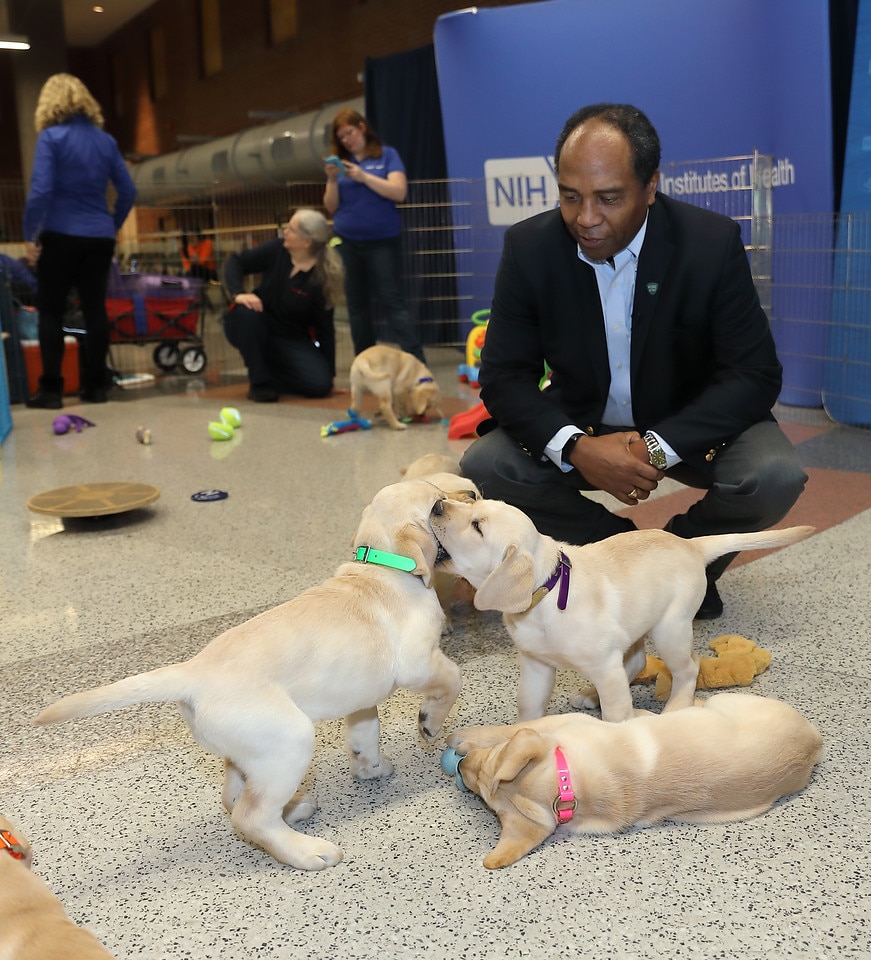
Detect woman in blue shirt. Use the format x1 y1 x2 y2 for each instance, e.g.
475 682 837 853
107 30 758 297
23 73 136 408
323 109 425 363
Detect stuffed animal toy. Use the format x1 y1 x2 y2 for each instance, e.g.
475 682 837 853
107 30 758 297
632 634 772 701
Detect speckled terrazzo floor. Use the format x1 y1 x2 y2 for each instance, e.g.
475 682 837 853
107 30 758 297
1 348 869 960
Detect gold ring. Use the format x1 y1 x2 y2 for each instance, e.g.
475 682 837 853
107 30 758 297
628 488 639 499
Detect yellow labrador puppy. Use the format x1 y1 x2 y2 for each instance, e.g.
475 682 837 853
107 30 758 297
0 814 116 958
401 453 463 481
349 345 444 430
400 455 482 629
443 693 823 868
430 496 814 722
35 480 461 871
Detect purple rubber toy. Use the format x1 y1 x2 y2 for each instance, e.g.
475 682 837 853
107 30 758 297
52 414 96 435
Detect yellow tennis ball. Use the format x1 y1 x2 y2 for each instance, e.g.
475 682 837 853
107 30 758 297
208 421 234 441
220 406 241 429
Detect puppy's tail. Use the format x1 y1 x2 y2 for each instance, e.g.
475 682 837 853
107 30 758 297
34 663 193 726
352 356 391 383
692 525 815 566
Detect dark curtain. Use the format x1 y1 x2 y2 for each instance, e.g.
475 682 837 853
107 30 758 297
364 44 459 345
364 43 447 181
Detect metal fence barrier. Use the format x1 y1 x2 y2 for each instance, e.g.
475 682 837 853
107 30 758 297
2 170 870 426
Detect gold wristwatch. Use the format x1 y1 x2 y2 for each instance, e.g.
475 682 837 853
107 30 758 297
643 431 667 470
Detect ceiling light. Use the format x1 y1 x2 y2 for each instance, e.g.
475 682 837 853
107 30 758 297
93 5 105 12
0 34 30 50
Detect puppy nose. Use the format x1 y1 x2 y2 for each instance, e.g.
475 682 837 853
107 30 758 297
431 499 444 517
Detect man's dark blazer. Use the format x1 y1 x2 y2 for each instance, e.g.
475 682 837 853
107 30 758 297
478 192 782 472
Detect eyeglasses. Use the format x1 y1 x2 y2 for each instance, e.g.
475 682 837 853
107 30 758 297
283 223 301 235
336 127 359 142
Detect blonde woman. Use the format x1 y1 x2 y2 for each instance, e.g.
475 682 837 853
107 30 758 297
222 209 343 402
23 73 136 409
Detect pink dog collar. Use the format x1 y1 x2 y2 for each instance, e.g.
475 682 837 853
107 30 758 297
553 746 577 824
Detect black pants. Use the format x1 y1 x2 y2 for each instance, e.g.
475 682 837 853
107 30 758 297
35 231 116 393
222 305 333 397
337 235 425 363
460 421 808 581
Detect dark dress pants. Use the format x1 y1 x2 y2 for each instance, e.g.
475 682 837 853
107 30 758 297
460 420 808 580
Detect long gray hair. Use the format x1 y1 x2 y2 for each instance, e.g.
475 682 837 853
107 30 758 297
293 208 344 309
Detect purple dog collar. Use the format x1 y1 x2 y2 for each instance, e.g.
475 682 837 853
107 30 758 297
524 551 572 613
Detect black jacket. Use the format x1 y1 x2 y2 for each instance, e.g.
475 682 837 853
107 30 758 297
224 238 336 375
478 193 782 470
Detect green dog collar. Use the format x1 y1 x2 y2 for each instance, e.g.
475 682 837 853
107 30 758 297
354 545 417 573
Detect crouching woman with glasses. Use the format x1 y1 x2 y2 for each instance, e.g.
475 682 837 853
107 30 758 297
222 209 343 402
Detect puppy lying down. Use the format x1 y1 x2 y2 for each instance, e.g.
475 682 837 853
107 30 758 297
0 813 116 958
443 693 822 869
35 480 461 871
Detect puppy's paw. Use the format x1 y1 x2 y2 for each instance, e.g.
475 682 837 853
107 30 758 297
283 835 344 871
418 710 445 741
283 792 318 825
350 753 394 780
569 687 600 711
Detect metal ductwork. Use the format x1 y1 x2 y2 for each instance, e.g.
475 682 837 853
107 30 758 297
129 96 364 204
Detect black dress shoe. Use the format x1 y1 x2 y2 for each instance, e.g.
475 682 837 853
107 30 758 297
25 389 63 409
246 385 279 402
695 580 724 620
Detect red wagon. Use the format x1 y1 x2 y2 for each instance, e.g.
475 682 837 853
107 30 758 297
105 274 207 374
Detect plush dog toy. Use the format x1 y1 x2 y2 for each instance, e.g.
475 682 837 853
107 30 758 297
632 634 772 701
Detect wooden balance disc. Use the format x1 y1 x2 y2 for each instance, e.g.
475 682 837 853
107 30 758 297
27 482 160 518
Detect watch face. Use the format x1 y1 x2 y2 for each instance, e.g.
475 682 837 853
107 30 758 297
644 435 667 469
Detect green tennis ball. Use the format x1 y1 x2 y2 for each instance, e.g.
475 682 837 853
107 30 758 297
208 421 234 441
220 406 241 429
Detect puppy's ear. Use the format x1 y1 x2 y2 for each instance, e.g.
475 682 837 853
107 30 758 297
473 544 537 613
490 728 549 786
478 729 556 870
394 524 439 588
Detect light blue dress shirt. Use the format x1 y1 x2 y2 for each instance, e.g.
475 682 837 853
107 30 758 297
545 215 679 470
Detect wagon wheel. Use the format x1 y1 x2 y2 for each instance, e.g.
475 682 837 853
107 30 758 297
180 346 207 374
153 342 180 371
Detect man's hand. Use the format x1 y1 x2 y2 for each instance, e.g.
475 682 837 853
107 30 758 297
24 242 40 265
566 431 664 506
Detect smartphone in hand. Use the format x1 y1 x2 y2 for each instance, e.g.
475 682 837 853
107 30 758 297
325 155 346 177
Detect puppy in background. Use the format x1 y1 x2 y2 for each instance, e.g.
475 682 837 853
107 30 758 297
350 345 444 430
0 813 116 958
444 693 823 868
